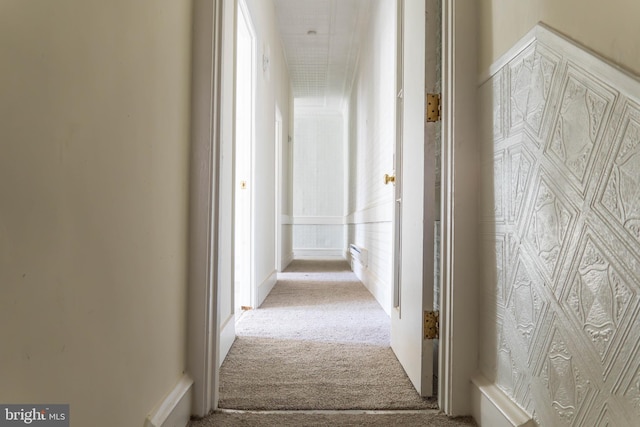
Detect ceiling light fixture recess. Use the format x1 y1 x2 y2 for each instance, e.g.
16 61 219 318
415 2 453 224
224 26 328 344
307 30 317 35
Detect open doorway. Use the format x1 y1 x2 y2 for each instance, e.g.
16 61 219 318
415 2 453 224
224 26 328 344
188 0 480 419
234 0 255 315
274 106 283 272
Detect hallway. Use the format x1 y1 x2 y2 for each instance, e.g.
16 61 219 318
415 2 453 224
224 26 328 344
214 0 443 409
4 0 640 425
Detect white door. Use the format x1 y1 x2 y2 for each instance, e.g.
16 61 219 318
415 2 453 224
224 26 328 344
234 0 255 314
274 107 283 272
391 0 440 397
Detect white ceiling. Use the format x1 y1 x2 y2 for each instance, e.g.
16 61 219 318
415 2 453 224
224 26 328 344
273 0 369 111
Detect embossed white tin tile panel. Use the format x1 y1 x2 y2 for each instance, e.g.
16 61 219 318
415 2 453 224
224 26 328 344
479 24 640 427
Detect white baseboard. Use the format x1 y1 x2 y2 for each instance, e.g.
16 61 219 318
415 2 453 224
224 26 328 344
282 251 294 270
219 313 235 367
471 374 534 427
145 374 193 427
293 248 345 259
257 269 277 307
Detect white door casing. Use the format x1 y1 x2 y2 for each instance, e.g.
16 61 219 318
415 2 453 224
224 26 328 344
440 0 479 416
188 0 223 416
219 0 238 367
188 0 479 417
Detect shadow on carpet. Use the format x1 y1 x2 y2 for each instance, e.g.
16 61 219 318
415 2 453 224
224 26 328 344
219 337 437 410
190 411 476 427
219 259 437 411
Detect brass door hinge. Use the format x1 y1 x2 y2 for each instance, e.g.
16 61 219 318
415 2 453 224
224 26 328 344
426 93 441 122
424 310 439 339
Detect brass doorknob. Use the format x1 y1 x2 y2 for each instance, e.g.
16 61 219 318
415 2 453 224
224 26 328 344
384 174 396 185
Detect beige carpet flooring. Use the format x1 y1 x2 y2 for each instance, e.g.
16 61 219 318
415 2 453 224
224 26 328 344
190 410 477 426
190 260 475 425
218 260 436 410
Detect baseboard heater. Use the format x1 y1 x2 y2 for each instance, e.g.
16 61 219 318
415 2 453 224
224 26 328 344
349 244 368 268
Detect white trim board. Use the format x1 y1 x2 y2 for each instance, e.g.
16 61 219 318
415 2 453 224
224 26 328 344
219 314 235 367
295 108 346 116
346 201 394 225
291 216 345 225
145 374 193 427
439 0 479 415
256 269 277 308
282 251 294 270
187 0 222 417
471 374 534 427
293 248 345 259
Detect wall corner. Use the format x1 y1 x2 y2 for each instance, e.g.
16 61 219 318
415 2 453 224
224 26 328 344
471 374 534 427
145 374 194 427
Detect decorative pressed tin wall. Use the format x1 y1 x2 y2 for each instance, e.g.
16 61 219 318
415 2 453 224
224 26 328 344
479 25 640 426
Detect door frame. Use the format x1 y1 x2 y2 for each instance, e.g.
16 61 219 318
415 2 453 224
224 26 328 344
234 0 257 312
439 0 479 416
188 0 224 416
187 0 479 418
274 105 283 271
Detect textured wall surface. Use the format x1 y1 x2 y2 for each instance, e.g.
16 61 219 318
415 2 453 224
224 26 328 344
293 113 344 217
292 112 345 254
479 25 640 426
345 0 395 313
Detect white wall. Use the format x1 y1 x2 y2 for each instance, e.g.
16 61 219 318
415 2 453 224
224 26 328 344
292 111 345 258
280 92 295 269
479 0 640 76
0 1 192 426
477 16 640 427
244 0 291 294
345 0 396 314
